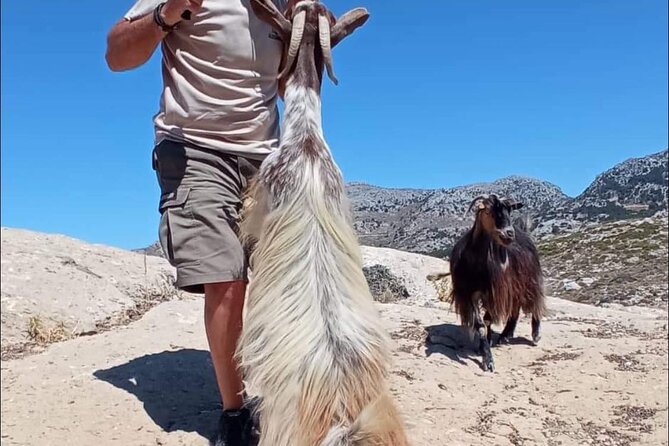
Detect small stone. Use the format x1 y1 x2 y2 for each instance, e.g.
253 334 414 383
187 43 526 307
563 280 582 291
581 277 596 286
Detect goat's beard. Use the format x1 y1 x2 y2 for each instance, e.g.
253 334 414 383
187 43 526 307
278 43 327 95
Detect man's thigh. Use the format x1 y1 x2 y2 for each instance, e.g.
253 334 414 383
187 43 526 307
153 139 251 294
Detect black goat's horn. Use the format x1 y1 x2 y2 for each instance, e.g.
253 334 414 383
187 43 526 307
465 194 497 217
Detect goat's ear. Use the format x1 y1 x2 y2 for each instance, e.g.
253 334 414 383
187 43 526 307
250 0 292 39
331 8 370 48
503 199 524 211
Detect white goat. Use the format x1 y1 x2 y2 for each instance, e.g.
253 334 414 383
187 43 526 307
237 1 409 445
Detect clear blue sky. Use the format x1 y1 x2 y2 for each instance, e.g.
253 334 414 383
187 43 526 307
2 1 667 249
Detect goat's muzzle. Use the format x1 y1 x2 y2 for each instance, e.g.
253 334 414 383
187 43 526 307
496 227 516 245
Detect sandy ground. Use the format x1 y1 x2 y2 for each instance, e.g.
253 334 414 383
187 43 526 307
2 296 667 446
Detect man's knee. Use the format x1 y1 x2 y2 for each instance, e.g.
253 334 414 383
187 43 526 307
205 281 247 307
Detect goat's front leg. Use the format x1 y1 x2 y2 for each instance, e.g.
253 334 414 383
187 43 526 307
474 308 495 373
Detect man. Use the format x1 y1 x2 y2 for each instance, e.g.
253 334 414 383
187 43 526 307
106 1 285 444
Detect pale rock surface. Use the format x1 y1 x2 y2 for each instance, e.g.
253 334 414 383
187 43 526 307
1 228 177 352
361 246 449 306
1 230 667 446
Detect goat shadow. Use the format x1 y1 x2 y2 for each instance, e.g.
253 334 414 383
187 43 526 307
93 349 221 442
424 323 534 369
424 323 482 368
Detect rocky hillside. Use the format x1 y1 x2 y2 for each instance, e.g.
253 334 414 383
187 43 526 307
572 150 668 220
348 149 667 257
349 176 571 258
539 213 668 309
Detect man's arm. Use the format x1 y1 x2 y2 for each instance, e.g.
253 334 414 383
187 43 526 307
105 0 202 72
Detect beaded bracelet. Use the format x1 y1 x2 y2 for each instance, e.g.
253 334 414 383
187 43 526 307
153 3 178 33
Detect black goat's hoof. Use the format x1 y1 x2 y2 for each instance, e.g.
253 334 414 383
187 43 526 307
497 336 510 346
532 333 541 346
482 360 495 373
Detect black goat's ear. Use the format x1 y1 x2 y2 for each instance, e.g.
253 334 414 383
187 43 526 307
503 199 524 211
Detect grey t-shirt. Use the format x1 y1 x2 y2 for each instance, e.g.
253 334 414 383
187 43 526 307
124 0 285 160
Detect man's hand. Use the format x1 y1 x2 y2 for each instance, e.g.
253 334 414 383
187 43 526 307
106 0 203 71
161 0 203 26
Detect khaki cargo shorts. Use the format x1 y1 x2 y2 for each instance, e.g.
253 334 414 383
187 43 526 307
152 139 261 294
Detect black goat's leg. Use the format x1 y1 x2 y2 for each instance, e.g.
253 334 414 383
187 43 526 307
474 309 495 372
499 308 520 344
484 311 495 345
531 316 542 345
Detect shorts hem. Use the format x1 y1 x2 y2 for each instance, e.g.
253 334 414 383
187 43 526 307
177 272 249 294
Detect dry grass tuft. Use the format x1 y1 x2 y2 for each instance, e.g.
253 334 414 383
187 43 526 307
427 272 453 302
26 316 72 345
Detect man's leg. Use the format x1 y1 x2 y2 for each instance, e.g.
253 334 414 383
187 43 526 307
153 142 254 445
204 281 247 410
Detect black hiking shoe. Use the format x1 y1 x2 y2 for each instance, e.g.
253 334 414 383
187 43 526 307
213 408 252 446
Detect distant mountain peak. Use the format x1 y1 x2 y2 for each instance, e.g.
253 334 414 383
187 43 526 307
573 149 668 220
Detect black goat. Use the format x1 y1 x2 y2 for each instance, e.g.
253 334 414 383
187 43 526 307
449 194 546 372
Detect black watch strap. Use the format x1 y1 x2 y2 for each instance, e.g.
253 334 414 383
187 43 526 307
153 3 178 33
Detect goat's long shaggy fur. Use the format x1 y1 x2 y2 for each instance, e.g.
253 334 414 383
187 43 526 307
449 200 546 373
450 227 546 328
238 82 407 445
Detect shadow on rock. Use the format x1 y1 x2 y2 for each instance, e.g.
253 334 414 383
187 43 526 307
503 336 536 346
94 349 220 441
425 323 537 370
424 323 483 369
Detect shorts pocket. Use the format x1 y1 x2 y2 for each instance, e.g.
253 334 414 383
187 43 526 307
158 187 200 267
159 187 190 214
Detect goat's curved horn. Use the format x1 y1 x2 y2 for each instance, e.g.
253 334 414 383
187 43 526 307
318 13 338 85
464 194 496 217
466 195 487 214
278 10 306 80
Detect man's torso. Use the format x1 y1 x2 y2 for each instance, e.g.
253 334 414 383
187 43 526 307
125 0 286 159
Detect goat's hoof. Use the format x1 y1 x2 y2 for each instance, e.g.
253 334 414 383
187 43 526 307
483 360 495 373
497 336 510 345
532 333 541 346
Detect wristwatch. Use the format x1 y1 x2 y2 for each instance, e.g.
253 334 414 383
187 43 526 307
153 3 178 33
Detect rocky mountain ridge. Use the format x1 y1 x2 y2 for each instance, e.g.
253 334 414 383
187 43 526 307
348 149 668 257
572 150 668 219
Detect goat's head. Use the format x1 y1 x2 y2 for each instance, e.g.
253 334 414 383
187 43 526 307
250 0 369 90
467 194 524 246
